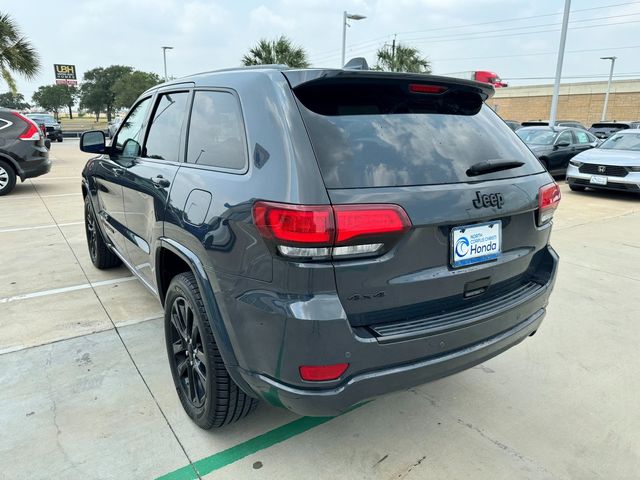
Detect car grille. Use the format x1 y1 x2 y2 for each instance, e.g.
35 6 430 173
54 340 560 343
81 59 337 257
579 164 629 177
571 178 640 191
368 280 544 343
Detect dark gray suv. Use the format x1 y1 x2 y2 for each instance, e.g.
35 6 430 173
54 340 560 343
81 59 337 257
80 67 560 428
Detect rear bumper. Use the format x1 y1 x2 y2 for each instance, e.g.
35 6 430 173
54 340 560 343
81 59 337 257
228 246 559 416
21 156 51 180
238 308 545 416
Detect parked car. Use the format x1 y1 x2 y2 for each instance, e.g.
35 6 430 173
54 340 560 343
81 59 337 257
107 117 122 138
556 121 588 130
80 66 560 428
567 129 640 194
516 126 598 175
522 120 587 130
504 120 521 131
0 108 51 195
588 121 640 140
26 113 63 142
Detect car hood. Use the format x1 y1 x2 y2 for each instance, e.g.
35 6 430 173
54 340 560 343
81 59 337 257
574 148 640 166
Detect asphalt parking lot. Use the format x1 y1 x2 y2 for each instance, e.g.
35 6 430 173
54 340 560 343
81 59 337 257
1 140 639 480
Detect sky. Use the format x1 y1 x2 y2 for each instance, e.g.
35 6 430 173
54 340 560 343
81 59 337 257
3 0 640 101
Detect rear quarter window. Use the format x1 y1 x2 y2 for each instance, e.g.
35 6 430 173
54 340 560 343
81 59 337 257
186 91 247 171
293 81 544 188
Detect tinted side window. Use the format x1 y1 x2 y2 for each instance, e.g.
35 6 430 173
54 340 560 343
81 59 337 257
186 91 246 170
557 131 573 145
575 130 590 144
144 92 189 161
115 97 152 156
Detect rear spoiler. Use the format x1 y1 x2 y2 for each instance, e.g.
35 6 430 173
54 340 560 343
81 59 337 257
283 69 494 100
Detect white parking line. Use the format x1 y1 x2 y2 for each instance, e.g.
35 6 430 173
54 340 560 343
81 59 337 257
31 176 79 181
0 221 83 233
40 193 82 198
0 276 136 304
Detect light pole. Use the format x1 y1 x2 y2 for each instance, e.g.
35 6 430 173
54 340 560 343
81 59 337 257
600 56 617 121
549 0 571 128
161 46 174 81
341 11 366 67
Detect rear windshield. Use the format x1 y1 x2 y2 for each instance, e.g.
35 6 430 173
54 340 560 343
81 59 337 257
293 81 543 188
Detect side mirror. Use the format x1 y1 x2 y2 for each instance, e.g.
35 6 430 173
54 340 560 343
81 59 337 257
80 130 107 154
44 139 51 150
554 141 570 149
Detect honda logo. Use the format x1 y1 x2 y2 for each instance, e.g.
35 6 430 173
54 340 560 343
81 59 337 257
597 165 606 173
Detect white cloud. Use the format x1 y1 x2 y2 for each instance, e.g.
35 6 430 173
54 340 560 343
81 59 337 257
249 5 295 31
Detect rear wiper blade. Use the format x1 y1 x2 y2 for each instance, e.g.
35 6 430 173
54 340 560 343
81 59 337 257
466 159 525 177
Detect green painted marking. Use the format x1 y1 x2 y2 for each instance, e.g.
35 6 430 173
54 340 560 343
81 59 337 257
156 416 334 480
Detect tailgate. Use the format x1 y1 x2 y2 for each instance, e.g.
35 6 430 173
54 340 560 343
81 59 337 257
328 175 552 327
286 70 555 328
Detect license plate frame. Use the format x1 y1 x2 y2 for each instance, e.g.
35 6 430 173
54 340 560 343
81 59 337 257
451 220 502 269
590 175 608 185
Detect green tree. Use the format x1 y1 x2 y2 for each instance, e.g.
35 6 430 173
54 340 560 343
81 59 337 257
242 36 309 68
0 91 30 109
80 65 133 121
32 84 76 119
0 13 40 94
61 84 78 119
113 70 161 109
375 43 431 73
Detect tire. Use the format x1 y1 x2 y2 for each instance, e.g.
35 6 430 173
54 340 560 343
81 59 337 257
0 159 17 196
165 272 257 429
569 184 586 192
84 195 121 269
57 135 63 142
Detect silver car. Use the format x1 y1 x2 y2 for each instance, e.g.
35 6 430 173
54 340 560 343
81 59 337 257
567 129 640 194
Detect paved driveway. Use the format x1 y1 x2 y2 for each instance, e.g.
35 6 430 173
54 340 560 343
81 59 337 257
1 140 639 479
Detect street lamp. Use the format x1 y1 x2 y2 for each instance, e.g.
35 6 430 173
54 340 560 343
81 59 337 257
549 0 571 128
161 46 174 81
600 56 617 121
341 11 366 68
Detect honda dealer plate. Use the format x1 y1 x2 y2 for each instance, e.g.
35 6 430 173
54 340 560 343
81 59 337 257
590 175 608 185
451 221 502 268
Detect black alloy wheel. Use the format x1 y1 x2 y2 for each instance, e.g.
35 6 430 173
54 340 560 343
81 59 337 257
169 296 207 408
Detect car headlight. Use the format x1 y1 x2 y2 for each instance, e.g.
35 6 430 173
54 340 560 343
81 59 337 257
629 166 640 172
569 159 583 167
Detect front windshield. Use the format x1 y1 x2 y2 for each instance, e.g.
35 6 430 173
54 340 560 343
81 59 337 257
516 129 555 145
599 132 640 151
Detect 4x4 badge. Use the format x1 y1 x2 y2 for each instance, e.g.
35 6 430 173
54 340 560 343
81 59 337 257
473 191 504 209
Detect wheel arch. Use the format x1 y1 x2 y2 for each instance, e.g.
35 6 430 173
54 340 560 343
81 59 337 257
0 152 23 181
155 238 253 395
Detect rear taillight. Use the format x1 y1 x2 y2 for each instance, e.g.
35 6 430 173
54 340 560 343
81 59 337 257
252 201 411 260
538 183 561 226
11 112 41 141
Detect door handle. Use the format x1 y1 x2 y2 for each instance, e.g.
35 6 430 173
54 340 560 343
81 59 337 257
112 167 125 176
151 175 171 188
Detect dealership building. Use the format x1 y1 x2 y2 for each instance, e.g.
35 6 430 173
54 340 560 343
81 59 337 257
489 78 640 126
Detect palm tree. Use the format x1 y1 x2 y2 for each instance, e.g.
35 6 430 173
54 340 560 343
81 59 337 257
375 43 431 74
242 36 310 68
0 12 40 94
